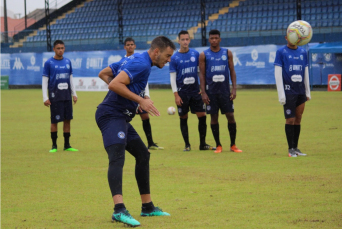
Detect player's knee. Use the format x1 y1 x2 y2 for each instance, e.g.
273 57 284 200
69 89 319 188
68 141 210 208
126 138 150 164
106 144 126 167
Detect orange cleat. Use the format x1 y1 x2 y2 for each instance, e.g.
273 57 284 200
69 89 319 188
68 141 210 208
214 145 222 153
230 145 242 153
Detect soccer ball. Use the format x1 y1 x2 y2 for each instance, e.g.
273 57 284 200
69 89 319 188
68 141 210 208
286 20 313 46
167 106 176 115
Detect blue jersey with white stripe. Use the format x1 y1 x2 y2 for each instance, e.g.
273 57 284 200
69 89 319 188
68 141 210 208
98 51 152 121
169 48 199 95
274 46 308 95
42 57 73 101
204 48 230 94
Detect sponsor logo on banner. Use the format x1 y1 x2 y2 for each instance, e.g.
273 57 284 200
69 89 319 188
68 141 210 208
328 74 341 91
86 58 103 69
324 53 332 62
108 55 122 65
1 58 10 69
101 82 108 90
233 52 242 66
71 58 82 69
27 56 41 71
13 57 25 70
246 49 265 68
88 79 99 89
269 52 276 63
312 53 317 62
336 54 342 62
76 79 86 90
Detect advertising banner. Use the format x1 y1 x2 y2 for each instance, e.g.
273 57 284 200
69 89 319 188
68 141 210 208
328 74 341 91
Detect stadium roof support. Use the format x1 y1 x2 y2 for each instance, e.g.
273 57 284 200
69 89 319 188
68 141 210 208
45 0 52 51
201 0 206 46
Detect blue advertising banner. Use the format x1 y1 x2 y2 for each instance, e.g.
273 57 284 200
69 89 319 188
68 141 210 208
4 44 336 88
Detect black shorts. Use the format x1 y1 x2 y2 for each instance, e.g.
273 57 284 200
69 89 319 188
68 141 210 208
136 108 147 115
177 93 205 116
50 100 73 124
283 94 307 119
206 93 234 114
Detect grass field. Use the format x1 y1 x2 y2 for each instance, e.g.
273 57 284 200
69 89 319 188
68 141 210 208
1 89 342 228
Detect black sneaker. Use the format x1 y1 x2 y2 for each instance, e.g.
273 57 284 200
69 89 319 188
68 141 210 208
183 145 191 151
199 144 216 150
148 143 164 150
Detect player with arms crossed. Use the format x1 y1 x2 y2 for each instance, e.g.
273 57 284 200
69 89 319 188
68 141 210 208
99 37 164 150
95 36 175 227
274 35 311 157
169 30 215 151
42 40 78 153
199 30 242 154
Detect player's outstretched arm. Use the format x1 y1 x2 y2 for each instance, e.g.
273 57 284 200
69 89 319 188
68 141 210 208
199 52 209 105
170 72 182 106
42 76 51 107
108 71 160 116
304 66 311 101
98 67 114 85
274 65 286 105
228 50 237 100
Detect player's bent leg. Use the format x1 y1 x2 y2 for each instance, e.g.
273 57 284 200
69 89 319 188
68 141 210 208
106 143 126 197
126 138 151 195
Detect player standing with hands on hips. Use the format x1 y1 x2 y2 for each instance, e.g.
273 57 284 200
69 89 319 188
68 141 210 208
169 30 216 151
199 30 242 154
42 40 78 153
274 35 311 157
95 36 175 227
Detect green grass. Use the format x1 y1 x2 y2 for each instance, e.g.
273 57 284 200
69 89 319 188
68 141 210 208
1 89 342 228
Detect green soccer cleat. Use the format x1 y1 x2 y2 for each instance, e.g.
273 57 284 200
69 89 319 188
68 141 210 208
49 147 57 153
148 143 164 150
112 210 140 227
140 207 170 217
64 146 79 152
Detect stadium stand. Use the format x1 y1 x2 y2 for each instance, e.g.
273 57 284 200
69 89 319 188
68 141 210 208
3 0 342 53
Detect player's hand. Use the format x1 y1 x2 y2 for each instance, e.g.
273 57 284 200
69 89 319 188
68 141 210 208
201 92 210 105
139 98 160 116
144 95 150 99
137 105 143 113
44 99 51 107
306 96 311 101
175 94 183 106
73 96 78 104
279 97 286 105
230 89 236 100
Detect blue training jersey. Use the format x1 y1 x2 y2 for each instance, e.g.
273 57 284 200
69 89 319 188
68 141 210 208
204 48 230 94
109 53 140 77
98 51 152 122
274 46 308 95
169 48 200 95
42 57 73 101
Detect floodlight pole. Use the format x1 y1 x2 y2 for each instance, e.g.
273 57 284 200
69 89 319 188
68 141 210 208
296 0 301 20
3 0 8 43
45 0 52 51
118 0 123 45
201 0 206 46
24 0 27 29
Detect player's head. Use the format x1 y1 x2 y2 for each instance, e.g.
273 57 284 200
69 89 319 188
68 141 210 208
53 40 65 58
178 30 190 49
284 35 297 49
149 36 176 68
124 37 136 55
208 30 221 48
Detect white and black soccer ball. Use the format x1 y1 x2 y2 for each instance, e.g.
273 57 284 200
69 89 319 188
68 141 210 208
287 20 313 46
167 106 176 115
